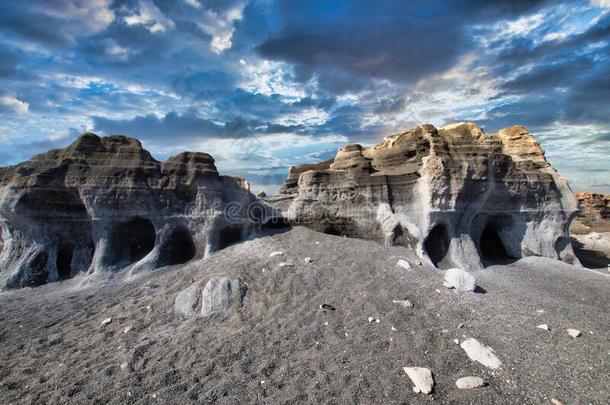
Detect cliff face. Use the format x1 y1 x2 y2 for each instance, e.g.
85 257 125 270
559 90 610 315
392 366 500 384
273 123 580 269
0 133 258 289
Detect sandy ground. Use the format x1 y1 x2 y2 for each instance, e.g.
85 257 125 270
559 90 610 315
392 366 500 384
0 226 608 404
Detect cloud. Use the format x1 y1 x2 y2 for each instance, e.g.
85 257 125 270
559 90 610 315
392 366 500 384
0 0 114 45
0 94 29 114
197 3 245 54
123 0 175 33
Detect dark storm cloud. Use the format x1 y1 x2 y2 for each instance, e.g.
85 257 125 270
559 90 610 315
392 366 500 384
256 0 551 92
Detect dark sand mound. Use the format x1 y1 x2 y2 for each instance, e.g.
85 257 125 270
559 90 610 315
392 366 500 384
1 227 608 404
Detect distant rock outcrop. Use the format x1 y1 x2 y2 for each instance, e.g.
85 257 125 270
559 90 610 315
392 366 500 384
272 123 580 270
0 133 259 289
570 192 610 234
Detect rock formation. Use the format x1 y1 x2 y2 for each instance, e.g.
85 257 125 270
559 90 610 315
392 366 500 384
270 122 580 270
570 192 610 234
0 133 260 290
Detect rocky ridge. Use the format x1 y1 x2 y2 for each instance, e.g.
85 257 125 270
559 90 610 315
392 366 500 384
270 122 580 270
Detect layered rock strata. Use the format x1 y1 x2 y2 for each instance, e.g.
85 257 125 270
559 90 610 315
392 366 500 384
0 133 259 289
272 123 580 270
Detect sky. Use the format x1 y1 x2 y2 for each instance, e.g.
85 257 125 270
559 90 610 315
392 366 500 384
0 0 608 193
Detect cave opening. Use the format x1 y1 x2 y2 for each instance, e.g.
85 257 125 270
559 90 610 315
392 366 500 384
109 217 156 265
159 227 196 266
261 216 291 230
218 226 243 250
479 216 515 264
56 245 74 280
424 223 450 268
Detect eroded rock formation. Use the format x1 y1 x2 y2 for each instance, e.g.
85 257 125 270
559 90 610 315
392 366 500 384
570 192 610 234
271 122 580 270
0 133 258 289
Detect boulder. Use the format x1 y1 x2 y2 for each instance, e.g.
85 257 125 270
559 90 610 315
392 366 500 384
174 284 201 318
201 276 247 317
271 123 580 270
443 268 476 292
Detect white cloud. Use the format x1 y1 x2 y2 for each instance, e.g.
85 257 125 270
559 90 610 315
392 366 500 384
124 1 175 33
0 95 29 114
240 60 315 100
43 0 115 35
104 39 131 61
184 0 202 9
196 3 245 54
590 0 610 8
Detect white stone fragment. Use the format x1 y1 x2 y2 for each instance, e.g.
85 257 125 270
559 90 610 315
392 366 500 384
460 338 501 369
403 367 434 394
444 268 476 292
455 376 484 389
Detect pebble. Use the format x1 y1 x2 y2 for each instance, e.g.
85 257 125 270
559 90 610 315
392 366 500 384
269 251 284 257
304 257 313 263
403 367 434 394
101 318 112 326
123 326 133 334
278 262 293 268
460 338 501 369
537 324 550 331
454 339 459 345
551 399 563 405
455 376 485 389
120 362 129 370
566 329 581 338
392 299 413 309
397 259 412 270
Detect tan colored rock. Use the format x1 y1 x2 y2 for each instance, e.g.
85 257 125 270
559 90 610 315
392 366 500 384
455 376 485 389
273 123 580 270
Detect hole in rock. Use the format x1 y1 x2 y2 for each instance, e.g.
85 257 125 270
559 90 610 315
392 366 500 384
159 227 196 266
56 245 74 280
424 224 450 268
261 216 291 230
218 225 243 250
28 250 49 287
479 216 516 264
109 217 156 265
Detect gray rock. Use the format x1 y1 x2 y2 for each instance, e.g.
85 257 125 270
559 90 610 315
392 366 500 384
174 284 201 318
460 338 501 369
455 376 485 389
444 268 476 292
403 367 434 394
201 276 247 317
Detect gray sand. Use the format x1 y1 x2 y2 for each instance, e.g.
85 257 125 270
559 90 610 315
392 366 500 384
1 227 608 403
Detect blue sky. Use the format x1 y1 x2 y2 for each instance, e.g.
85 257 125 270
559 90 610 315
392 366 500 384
0 0 609 193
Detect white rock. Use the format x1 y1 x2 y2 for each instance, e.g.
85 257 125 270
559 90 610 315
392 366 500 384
454 339 460 345
537 324 550 331
392 299 413 309
368 317 375 323
278 262 293 268
397 259 412 271
304 257 313 263
566 328 581 338
101 317 112 326
120 362 129 370
269 251 285 257
460 338 501 369
403 367 434 394
444 268 476 292
455 376 484 389
123 326 133 334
